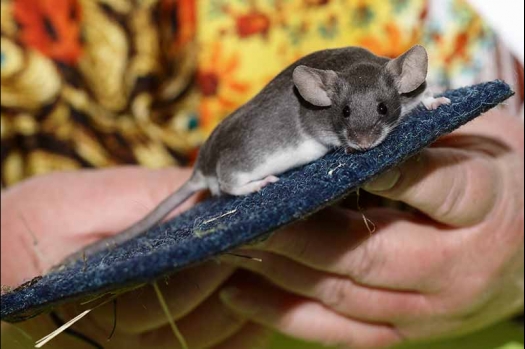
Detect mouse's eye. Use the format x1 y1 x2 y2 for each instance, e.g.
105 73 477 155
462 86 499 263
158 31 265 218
342 106 351 118
377 102 388 115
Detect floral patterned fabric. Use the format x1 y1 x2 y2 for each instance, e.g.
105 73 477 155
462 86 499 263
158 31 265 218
1 0 523 187
197 0 524 130
1 0 200 187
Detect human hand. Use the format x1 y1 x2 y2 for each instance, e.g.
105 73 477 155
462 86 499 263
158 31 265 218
1 167 269 349
220 110 524 348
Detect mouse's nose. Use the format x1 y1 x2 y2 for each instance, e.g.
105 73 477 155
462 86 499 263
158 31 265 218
354 134 375 150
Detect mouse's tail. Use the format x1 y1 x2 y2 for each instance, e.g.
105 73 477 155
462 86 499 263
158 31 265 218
110 172 207 246
56 173 207 267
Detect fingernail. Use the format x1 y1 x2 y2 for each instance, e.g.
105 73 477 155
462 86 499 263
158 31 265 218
220 287 258 315
363 168 400 192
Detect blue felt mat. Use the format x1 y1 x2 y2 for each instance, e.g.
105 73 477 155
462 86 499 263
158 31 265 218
1 80 515 323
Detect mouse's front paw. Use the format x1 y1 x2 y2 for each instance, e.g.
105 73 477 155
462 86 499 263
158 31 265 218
423 96 451 110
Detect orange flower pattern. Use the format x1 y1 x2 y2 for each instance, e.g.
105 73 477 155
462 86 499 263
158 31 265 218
1 0 200 186
13 0 82 64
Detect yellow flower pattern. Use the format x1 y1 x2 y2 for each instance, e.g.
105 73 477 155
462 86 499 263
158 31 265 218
195 0 507 131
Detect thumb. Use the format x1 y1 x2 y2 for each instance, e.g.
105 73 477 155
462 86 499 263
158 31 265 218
1 167 199 278
71 166 199 236
363 148 499 227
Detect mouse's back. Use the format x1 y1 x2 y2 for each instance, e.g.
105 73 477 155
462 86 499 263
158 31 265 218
195 47 389 177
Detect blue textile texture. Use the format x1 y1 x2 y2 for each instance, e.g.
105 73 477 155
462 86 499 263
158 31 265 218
1 80 515 323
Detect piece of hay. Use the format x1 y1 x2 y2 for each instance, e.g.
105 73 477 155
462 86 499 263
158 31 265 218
152 282 188 349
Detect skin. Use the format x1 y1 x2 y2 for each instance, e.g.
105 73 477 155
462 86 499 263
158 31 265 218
0 168 270 349
1 110 522 348
219 109 524 348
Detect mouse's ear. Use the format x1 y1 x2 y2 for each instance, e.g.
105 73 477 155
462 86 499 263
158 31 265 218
293 65 338 107
386 45 428 94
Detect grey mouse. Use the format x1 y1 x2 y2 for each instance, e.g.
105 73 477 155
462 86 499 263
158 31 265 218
57 45 450 266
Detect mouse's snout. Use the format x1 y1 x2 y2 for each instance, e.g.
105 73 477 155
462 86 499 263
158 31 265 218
347 126 390 152
353 133 377 150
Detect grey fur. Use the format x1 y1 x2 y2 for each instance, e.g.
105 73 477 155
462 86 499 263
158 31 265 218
57 45 430 266
197 45 428 177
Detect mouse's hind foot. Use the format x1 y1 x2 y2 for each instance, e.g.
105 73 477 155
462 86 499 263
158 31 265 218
221 175 279 196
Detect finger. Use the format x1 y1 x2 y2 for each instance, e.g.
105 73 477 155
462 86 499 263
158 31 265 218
363 147 500 227
251 207 459 291
91 261 235 334
248 207 372 274
140 291 246 349
221 251 432 323
220 273 403 349
211 323 271 349
438 109 524 153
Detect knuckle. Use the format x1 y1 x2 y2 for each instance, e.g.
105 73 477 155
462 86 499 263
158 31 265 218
430 152 467 222
434 175 465 224
454 277 494 315
424 239 458 284
433 153 496 226
430 272 494 320
320 277 352 310
347 239 383 283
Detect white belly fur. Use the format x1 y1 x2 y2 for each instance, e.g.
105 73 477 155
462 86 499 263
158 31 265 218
236 138 328 185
